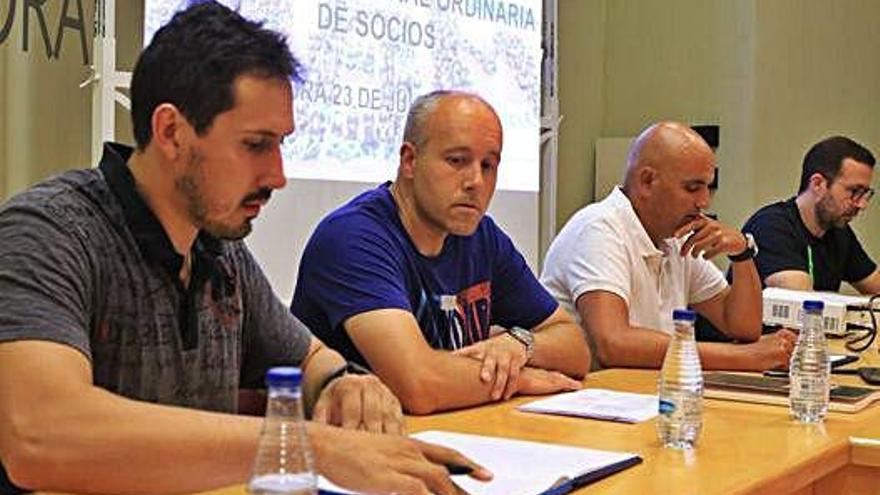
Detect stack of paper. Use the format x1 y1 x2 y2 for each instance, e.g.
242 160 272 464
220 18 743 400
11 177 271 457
518 388 659 423
319 430 641 495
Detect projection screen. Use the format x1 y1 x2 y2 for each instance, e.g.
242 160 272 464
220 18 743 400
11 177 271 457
144 0 543 301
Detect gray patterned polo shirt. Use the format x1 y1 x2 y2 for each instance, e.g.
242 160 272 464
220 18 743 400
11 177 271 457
0 142 313 412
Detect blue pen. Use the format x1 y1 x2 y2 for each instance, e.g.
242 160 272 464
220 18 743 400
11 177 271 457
540 456 643 495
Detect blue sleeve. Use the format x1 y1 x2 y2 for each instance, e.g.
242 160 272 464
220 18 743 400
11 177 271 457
487 221 558 330
294 213 411 331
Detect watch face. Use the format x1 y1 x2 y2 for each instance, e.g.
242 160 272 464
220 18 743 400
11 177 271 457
745 232 758 255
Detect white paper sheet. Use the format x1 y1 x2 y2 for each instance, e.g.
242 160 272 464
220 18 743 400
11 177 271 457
518 388 659 423
318 430 639 495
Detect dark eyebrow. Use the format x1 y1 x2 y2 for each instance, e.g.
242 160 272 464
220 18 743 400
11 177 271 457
242 130 279 138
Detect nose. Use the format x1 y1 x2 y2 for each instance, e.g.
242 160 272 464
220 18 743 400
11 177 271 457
262 148 287 190
695 188 711 210
462 160 485 191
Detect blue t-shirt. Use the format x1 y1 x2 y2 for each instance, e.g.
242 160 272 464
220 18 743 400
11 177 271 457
291 182 558 369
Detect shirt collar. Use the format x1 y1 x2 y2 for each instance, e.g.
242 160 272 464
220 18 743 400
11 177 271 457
607 186 668 259
99 142 224 279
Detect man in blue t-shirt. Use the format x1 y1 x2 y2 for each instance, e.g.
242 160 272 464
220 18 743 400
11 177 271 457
292 90 591 414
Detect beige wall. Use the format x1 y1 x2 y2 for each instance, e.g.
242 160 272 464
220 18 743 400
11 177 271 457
752 0 880 256
0 0 143 202
0 0 95 200
558 0 880 261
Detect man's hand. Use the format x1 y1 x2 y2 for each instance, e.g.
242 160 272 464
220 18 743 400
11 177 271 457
312 374 404 435
675 215 748 259
313 425 493 495
453 332 529 400
744 329 797 370
515 367 583 396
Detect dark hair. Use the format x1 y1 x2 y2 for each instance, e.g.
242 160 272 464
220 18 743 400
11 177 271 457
131 1 302 149
798 136 876 193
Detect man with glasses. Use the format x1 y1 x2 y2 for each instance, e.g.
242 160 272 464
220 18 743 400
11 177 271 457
742 136 880 294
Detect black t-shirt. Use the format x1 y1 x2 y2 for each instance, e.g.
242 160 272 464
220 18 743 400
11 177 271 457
697 198 877 343
744 198 875 291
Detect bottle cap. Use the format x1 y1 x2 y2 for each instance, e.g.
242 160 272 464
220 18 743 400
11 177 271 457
672 309 697 321
803 300 824 311
266 367 303 389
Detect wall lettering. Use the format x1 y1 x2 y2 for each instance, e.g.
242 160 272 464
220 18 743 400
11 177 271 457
0 0 89 64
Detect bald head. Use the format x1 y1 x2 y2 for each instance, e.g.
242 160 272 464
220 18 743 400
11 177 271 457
621 122 716 243
402 90 502 150
623 122 714 190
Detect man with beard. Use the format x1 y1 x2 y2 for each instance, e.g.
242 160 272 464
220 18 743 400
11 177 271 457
742 136 880 293
292 90 590 415
0 4 490 495
541 122 796 370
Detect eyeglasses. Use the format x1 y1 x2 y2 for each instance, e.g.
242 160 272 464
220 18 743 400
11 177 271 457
846 186 875 203
818 173 875 203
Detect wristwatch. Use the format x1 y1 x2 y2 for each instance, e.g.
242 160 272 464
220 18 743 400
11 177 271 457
506 326 535 361
728 232 758 262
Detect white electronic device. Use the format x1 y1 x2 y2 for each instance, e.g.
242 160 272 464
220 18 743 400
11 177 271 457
762 287 877 336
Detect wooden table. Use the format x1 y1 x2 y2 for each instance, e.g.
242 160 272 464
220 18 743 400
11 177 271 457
211 342 880 495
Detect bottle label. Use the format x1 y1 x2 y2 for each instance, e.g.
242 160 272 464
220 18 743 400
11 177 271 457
659 399 676 415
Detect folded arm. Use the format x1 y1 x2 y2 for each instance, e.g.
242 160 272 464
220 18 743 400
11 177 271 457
345 309 581 415
577 291 794 371
764 270 813 291
850 268 880 295
524 306 592 377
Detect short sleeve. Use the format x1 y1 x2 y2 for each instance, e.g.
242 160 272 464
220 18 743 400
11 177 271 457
293 214 411 331
556 220 632 306
688 257 728 304
487 224 557 330
0 202 93 358
237 244 314 389
744 206 808 283
843 229 877 283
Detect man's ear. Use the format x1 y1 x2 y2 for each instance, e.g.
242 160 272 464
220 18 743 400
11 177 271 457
399 142 417 179
151 103 188 161
809 172 829 193
640 166 658 188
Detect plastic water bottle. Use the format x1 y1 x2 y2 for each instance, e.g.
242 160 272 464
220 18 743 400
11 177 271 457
658 309 704 449
248 367 317 495
789 300 830 423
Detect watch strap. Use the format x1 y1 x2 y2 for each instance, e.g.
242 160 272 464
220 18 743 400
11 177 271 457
728 233 756 262
506 326 535 360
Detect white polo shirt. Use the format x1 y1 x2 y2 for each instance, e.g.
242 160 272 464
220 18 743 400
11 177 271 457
541 187 727 334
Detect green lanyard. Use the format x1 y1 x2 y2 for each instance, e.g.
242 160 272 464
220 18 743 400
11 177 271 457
806 245 814 285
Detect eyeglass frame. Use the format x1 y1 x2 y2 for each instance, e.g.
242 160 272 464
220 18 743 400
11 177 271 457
816 172 875 204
